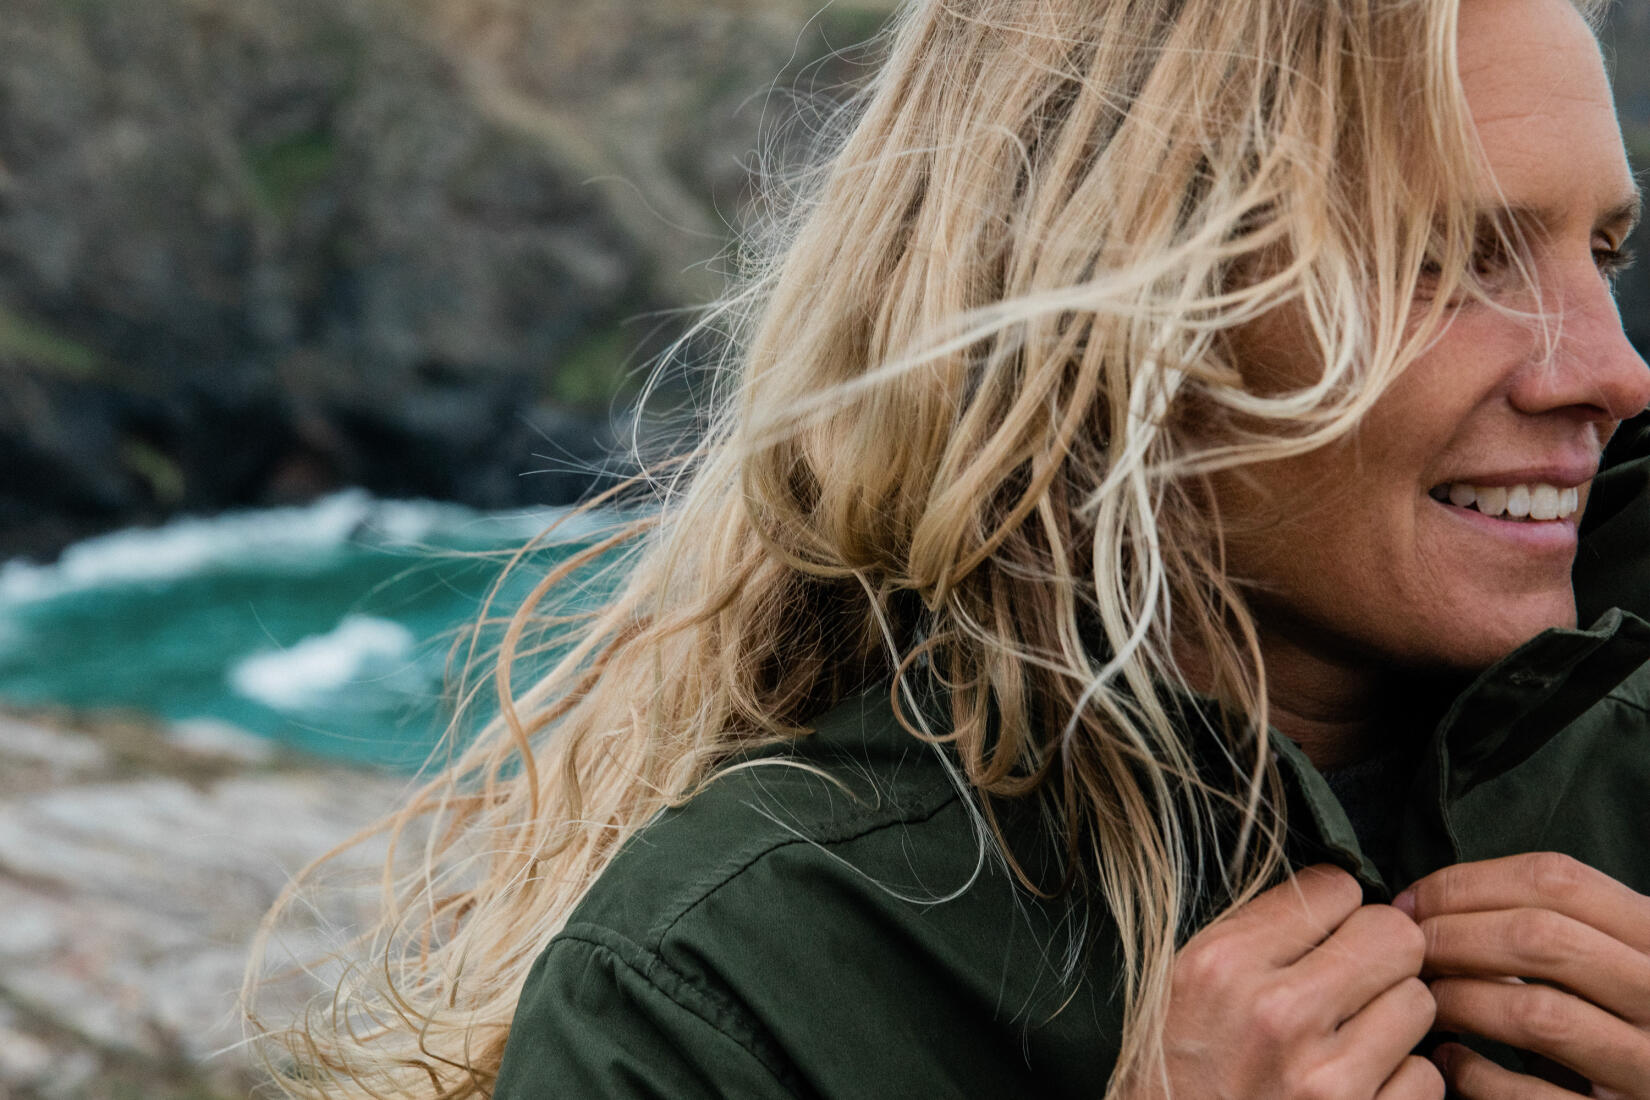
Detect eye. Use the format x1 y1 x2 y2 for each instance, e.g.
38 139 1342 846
1414 232 1517 303
1595 242 1636 285
1468 234 1514 279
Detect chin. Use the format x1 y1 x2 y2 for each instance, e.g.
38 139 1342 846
1425 593 1578 671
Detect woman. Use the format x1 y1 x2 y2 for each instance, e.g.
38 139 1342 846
250 0 1650 1095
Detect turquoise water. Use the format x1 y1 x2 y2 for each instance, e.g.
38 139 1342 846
0 492 623 769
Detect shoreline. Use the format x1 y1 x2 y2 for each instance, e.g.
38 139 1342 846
0 705 404 1098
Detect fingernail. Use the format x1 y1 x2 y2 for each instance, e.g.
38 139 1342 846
1392 889 1416 917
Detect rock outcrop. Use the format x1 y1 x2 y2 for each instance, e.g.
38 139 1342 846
0 0 893 560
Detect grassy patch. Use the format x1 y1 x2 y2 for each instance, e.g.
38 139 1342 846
550 327 636 409
119 438 187 506
0 306 105 379
246 131 337 221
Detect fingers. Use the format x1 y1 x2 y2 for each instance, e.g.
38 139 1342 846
1431 1042 1582 1100
1332 975 1438 1083
1400 853 1650 955
1430 976 1650 1094
1156 865 1434 1098
1373 1055 1446 1100
1420 905 1650 1025
1292 902 1427 1024
1218 864 1365 968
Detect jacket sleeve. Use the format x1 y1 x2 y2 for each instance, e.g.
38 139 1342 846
493 932 800 1099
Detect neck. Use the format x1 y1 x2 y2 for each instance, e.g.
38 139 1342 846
1260 658 1395 769
1177 623 1449 770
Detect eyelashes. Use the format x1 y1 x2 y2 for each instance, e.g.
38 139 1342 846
1595 245 1636 282
1414 240 1637 302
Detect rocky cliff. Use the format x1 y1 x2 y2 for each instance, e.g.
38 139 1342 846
0 0 893 559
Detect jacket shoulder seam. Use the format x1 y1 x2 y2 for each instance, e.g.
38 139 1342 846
550 925 803 1094
657 782 965 944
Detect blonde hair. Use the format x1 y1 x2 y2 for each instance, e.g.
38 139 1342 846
248 0 1610 1095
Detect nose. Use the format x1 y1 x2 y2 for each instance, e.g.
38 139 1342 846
1507 266 1650 425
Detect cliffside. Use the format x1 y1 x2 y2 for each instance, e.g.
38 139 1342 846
0 0 893 559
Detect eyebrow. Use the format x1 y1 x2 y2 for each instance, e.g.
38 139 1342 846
1490 192 1643 239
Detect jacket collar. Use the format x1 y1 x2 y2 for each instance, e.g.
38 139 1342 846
1272 608 1650 896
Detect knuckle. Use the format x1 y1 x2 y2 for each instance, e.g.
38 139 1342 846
1508 984 1576 1045
1448 1046 1488 1091
1387 907 1428 964
1323 867 1365 910
1505 907 1568 968
1356 903 1426 968
1251 981 1311 1043
1301 864 1363 912
1387 1055 1446 1100
1398 976 1438 1027
1358 900 1405 934
1290 1061 1354 1100
1176 938 1235 991
1408 1054 1448 1100
1419 865 1459 915
1528 851 1587 901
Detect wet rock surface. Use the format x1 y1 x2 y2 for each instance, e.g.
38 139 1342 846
0 710 403 1098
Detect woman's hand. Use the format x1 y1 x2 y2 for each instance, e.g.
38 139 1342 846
1396 852 1650 1098
1122 864 1443 1100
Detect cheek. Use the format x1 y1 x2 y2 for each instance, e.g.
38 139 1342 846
1210 310 1558 667
1214 449 1410 601
1208 445 1396 635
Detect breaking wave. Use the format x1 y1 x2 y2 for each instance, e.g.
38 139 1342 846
0 490 597 606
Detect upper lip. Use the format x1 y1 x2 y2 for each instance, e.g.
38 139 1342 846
1431 462 1600 491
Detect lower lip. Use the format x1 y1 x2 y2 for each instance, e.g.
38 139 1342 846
1429 496 1579 552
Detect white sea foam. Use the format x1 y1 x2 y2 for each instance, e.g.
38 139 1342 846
227 614 425 712
0 491 597 606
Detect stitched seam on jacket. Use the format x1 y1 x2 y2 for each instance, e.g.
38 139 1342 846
1603 689 1650 715
551 926 803 1095
658 787 965 943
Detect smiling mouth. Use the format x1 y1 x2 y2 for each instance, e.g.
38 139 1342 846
1427 481 1581 521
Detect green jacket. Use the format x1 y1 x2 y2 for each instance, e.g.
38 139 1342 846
495 442 1650 1098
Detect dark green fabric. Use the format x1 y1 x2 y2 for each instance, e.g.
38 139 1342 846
497 691 1125 1098
497 448 1650 1098
1577 408 1650 623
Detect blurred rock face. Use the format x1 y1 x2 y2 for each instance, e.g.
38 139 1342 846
0 0 891 558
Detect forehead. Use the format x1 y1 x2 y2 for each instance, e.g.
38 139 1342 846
1455 0 1636 228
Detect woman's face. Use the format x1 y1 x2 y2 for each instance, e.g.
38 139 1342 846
1221 0 1649 680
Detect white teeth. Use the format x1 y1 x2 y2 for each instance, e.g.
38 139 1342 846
1433 481 1582 521
1529 485 1559 521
